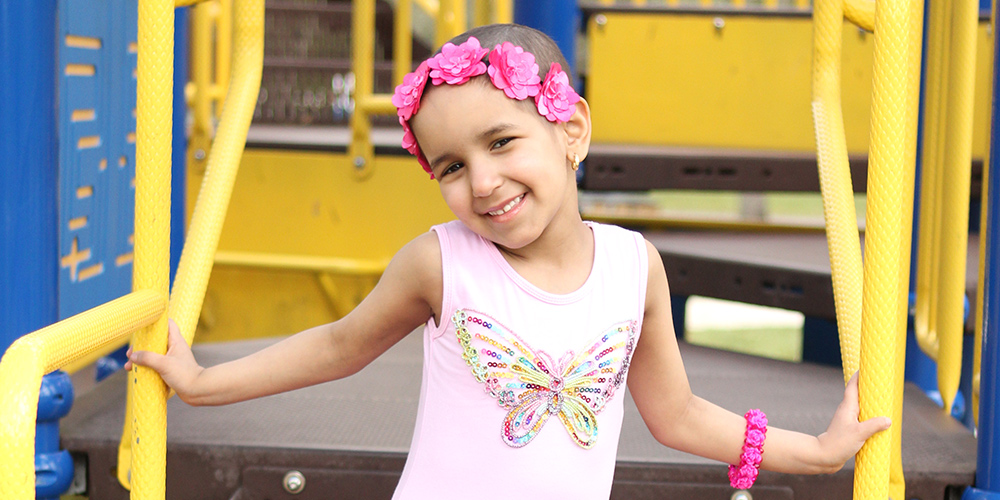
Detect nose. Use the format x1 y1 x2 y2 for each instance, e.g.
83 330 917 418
469 161 503 198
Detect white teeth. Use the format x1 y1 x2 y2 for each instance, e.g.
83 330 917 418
488 195 524 216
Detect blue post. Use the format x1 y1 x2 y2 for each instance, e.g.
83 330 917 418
513 0 580 78
962 0 1000 495
0 0 59 355
35 371 75 500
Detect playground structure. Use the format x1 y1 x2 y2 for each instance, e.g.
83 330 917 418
0 0 998 499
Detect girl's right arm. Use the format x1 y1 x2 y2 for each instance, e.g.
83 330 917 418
126 232 443 406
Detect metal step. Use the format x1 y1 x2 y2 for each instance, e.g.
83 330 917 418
62 334 975 499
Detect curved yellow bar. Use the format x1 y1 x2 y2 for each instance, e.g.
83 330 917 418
0 290 165 499
843 0 875 32
214 250 389 275
914 0 952 362
812 0 863 385
854 0 921 498
169 0 262 347
935 0 978 414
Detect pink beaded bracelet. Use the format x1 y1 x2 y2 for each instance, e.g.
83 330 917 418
728 409 768 489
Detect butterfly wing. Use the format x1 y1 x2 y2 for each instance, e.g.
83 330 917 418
561 321 639 414
454 309 564 447
453 310 638 449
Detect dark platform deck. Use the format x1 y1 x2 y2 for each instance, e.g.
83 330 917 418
649 230 980 331
63 333 975 500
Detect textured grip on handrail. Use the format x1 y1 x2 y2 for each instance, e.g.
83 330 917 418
0 290 165 499
116 0 264 491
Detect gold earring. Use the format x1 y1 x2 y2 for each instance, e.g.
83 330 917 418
571 154 580 171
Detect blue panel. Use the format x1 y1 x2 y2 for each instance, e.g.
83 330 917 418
172 7 189 281
0 0 59 354
975 0 1000 490
58 0 139 319
514 0 580 79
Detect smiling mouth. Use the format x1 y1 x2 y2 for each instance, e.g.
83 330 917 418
487 194 524 216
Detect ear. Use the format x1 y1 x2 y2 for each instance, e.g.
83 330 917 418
563 97 592 162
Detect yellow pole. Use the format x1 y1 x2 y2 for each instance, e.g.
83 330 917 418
395 0 413 86
474 0 491 27
934 0 978 414
854 0 920 499
914 0 953 361
350 0 376 178
118 0 264 482
130 0 174 497
214 0 233 117
415 0 440 18
436 0 466 46
494 0 513 24
885 1 926 498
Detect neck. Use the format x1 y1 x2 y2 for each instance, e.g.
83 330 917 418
495 209 594 295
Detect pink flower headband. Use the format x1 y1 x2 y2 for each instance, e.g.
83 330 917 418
391 36 581 178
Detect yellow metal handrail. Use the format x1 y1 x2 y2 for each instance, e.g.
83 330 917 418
812 0 923 498
349 0 511 178
0 291 166 498
913 0 979 414
0 0 261 497
116 0 263 491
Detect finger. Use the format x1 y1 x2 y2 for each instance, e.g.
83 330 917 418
859 416 893 437
839 373 861 416
166 318 190 351
128 349 166 372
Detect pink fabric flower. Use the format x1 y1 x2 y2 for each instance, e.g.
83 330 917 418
747 410 768 430
487 42 541 100
400 117 432 178
392 61 429 121
741 448 763 466
535 63 580 123
427 37 488 85
729 463 759 489
745 428 766 448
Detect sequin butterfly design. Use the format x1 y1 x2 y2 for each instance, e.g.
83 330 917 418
453 309 638 449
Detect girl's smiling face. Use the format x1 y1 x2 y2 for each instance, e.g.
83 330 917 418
410 79 588 253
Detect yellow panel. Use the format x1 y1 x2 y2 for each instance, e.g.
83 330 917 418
190 150 454 260
587 13 992 157
185 150 454 341
195 266 351 342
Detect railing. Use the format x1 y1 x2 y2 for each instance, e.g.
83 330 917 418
0 0 262 498
349 0 512 179
810 0 983 498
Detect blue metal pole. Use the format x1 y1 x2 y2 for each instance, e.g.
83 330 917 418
0 0 59 355
963 0 1000 495
513 0 580 78
35 371 75 500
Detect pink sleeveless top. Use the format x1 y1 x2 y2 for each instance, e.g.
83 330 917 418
393 220 648 499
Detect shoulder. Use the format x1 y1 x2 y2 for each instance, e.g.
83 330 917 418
642 238 670 312
389 230 443 282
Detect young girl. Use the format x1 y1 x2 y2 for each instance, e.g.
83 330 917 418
127 23 891 499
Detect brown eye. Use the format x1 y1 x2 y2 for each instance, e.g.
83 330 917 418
442 162 463 176
491 137 513 150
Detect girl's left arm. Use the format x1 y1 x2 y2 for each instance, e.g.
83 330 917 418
626 240 891 475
